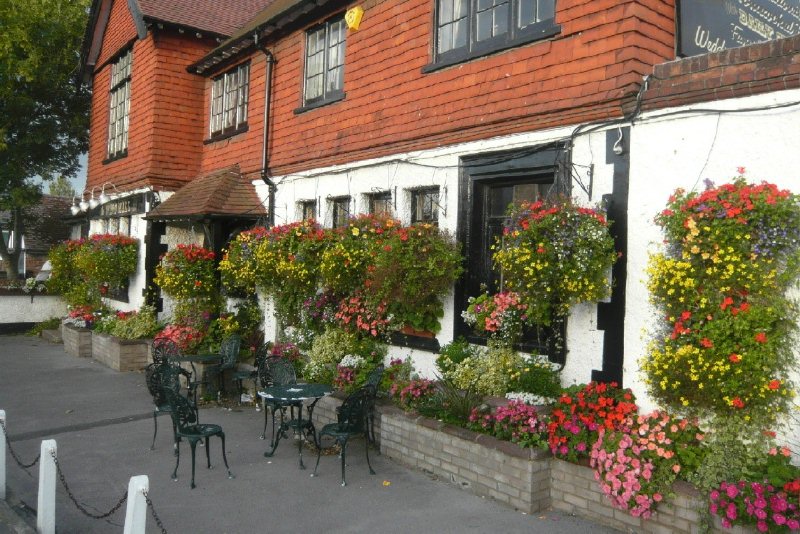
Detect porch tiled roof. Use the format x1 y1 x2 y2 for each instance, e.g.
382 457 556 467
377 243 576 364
146 166 267 221
135 0 276 37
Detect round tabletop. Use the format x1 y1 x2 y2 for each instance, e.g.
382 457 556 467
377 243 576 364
258 383 333 401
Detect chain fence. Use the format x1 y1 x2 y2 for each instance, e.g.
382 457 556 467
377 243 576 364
50 450 128 520
1 418 40 470
144 490 168 534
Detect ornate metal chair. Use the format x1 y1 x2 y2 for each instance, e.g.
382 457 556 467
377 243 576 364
257 356 303 443
201 334 241 397
312 385 376 486
364 364 385 450
144 362 195 453
151 338 181 366
233 342 272 404
163 387 233 489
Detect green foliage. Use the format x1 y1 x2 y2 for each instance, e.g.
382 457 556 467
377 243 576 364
0 0 91 276
446 341 540 397
415 377 484 426
436 338 479 376
94 305 162 340
47 175 75 198
26 317 61 336
304 327 386 385
154 244 219 324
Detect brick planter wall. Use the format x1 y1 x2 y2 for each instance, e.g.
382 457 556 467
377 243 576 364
91 332 151 372
62 324 92 358
316 398 748 533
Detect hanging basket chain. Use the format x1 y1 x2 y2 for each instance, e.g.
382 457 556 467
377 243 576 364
50 450 128 519
0 418 40 469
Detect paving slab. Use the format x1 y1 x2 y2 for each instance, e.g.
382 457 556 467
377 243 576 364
0 335 621 533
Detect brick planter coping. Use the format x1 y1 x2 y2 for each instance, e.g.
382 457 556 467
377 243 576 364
311 396 744 533
91 332 152 372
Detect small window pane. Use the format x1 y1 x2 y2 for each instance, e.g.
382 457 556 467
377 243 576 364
304 18 347 104
454 0 468 19
537 0 554 20
438 25 454 52
411 188 439 225
440 0 454 23
453 19 468 49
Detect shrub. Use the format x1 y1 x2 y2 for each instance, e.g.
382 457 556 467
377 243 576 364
468 400 548 449
94 305 161 340
304 327 386 386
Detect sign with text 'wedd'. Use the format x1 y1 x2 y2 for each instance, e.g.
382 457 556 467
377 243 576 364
678 0 800 57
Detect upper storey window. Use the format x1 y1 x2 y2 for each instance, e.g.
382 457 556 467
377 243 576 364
210 62 250 138
303 17 346 108
434 0 558 67
107 49 132 160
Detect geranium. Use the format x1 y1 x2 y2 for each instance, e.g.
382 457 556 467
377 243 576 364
334 293 391 338
462 291 528 344
591 411 704 519
468 400 548 449
493 198 617 327
643 174 800 420
547 382 637 463
389 378 437 412
154 324 204 353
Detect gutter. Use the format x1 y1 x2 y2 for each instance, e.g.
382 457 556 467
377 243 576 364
258 36 277 227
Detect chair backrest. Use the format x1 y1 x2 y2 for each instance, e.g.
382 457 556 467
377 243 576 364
219 335 242 370
253 342 273 370
262 356 297 387
163 387 198 431
152 338 181 365
337 386 373 433
145 363 187 406
365 364 385 390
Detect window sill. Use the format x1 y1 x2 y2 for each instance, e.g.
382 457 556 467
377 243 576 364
102 151 128 165
423 24 560 74
294 93 346 115
389 330 441 352
204 124 249 144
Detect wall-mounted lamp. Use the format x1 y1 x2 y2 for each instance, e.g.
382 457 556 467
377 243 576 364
78 191 90 212
612 126 625 156
345 6 364 30
97 182 119 205
87 186 102 209
70 195 82 216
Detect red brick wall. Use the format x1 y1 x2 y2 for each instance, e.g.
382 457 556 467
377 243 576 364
260 0 675 175
642 35 800 111
86 2 215 192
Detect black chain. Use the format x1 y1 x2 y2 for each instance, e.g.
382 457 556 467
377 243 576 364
0 418 40 469
50 451 128 519
143 490 168 534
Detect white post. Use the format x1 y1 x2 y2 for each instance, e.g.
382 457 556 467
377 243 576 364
37 439 57 534
122 475 149 534
0 410 6 501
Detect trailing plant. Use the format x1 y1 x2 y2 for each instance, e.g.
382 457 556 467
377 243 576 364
219 227 269 293
154 244 219 324
367 222 462 332
462 290 528 345
154 324 205 353
492 198 617 327
591 411 705 519
643 173 800 422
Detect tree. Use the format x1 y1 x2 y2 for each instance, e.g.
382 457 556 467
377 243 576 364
48 175 77 198
0 0 90 278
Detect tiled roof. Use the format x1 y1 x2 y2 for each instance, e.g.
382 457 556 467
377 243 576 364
135 0 276 37
146 166 267 221
0 196 72 253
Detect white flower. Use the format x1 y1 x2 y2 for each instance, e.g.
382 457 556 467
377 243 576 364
505 392 556 405
338 354 366 369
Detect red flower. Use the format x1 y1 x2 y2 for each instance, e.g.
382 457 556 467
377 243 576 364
720 296 734 310
730 397 745 409
754 332 767 344
768 380 781 390
700 338 713 348
729 353 741 363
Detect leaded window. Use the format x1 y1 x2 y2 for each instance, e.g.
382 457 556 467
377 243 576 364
107 49 132 159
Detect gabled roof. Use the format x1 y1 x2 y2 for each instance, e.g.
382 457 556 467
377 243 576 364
189 0 324 75
0 196 72 253
146 166 267 221
80 0 273 82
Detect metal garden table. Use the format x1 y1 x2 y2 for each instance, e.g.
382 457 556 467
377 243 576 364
258 383 333 469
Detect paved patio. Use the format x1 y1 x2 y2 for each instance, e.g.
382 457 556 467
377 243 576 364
0 335 620 533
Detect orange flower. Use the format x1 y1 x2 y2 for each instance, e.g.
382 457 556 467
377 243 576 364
768 379 781 390
754 332 767 343
728 353 741 363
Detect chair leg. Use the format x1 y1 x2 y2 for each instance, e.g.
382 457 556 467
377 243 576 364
150 410 158 450
340 439 348 487
365 431 375 476
205 436 212 469
311 438 324 478
171 441 180 482
220 432 233 479
189 440 198 489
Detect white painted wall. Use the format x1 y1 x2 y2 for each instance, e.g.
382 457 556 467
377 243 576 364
0 293 66 323
626 88 800 414
255 125 617 378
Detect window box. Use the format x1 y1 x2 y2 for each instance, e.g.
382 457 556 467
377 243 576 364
91 332 152 372
62 323 92 358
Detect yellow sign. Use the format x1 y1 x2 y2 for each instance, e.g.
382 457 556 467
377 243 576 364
345 6 364 30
